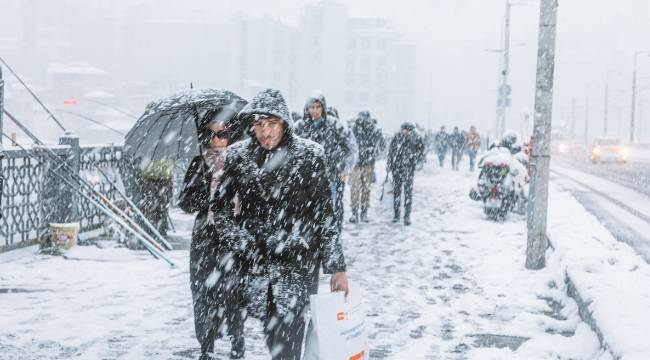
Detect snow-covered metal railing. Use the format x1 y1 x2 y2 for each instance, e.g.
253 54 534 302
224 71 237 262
0 141 126 252
79 144 123 233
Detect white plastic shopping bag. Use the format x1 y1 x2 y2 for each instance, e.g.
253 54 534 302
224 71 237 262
380 174 394 210
304 290 368 360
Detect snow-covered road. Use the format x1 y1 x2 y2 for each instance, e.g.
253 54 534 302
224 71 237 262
552 161 650 262
0 159 604 359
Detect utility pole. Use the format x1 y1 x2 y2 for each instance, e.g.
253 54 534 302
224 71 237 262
526 0 558 270
584 96 590 145
495 0 512 137
631 51 650 144
570 98 576 139
604 73 609 136
640 100 645 142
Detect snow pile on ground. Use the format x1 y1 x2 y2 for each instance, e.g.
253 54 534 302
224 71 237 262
0 157 607 359
548 181 650 360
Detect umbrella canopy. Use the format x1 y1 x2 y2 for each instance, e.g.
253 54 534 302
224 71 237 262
124 89 248 171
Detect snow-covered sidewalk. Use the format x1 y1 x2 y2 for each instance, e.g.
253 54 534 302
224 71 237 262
0 159 604 359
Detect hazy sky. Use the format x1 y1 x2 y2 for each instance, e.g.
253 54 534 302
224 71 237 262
219 0 650 138
2 0 650 140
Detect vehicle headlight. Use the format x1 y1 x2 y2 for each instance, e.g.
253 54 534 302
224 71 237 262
592 147 601 155
558 144 568 153
619 147 628 155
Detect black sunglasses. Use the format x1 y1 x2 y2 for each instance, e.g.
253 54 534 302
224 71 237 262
211 130 231 140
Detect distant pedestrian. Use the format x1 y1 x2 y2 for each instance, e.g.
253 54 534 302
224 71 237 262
465 125 481 171
138 159 173 236
387 122 425 226
349 111 384 223
449 126 465 171
434 126 449 168
294 94 352 232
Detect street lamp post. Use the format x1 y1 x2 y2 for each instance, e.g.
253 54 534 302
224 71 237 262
604 72 609 136
495 0 512 138
631 51 650 144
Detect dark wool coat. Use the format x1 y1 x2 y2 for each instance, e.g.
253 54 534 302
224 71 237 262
212 88 347 318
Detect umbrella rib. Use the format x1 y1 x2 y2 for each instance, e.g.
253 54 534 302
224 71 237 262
175 108 193 164
148 110 178 161
126 112 166 157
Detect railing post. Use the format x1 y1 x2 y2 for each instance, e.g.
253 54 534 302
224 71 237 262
43 131 81 228
59 131 81 223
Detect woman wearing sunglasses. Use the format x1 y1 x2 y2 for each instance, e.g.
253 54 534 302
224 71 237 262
178 107 247 360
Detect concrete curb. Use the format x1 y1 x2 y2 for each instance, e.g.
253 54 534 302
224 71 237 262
564 271 619 359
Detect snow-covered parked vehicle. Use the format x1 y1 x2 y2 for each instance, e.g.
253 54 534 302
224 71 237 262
469 146 529 220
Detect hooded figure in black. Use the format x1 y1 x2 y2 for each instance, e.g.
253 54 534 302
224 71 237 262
212 88 348 360
293 94 352 230
387 122 426 225
449 126 465 171
350 111 385 223
177 92 249 360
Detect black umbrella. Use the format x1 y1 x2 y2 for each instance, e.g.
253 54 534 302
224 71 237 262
124 89 248 171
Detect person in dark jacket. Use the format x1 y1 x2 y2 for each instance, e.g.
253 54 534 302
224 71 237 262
294 94 352 231
213 88 349 360
349 111 384 223
387 122 425 225
434 126 449 168
177 97 248 360
449 126 465 171
465 125 481 171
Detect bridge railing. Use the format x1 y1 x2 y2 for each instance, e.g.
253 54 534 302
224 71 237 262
0 137 124 252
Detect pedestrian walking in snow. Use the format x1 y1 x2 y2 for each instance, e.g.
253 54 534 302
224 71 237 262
449 126 465 171
434 126 449 168
294 94 352 232
387 122 425 226
349 111 385 223
465 125 481 172
213 88 349 360
136 159 174 237
178 98 249 360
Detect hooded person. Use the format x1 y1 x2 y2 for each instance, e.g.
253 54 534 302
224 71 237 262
349 111 385 223
177 92 248 360
294 94 352 231
434 125 449 167
449 126 465 171
211 88 349 360
465 125 481 171
387 122 426 225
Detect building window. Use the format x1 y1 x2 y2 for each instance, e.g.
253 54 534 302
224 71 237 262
362 38 372 50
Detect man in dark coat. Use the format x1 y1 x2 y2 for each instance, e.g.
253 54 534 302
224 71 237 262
449 126 465 171
349 111 384 223
434 125 449 168
387 122 425 225
177 93 249 360
213 88 349 360
294 94 352 232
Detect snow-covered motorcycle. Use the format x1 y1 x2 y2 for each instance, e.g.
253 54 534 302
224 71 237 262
469 146 529 220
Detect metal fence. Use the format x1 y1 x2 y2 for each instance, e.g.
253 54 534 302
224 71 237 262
0 141 124 252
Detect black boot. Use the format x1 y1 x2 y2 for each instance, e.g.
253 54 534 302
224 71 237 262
199 353 214 360
230 336 245 359
404 217 411 226
349 211 359 224
360 210 369 223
